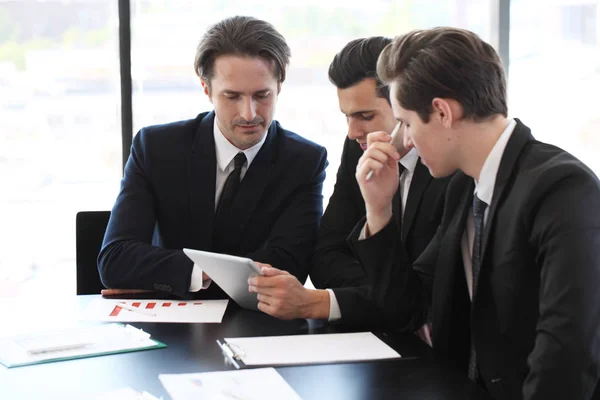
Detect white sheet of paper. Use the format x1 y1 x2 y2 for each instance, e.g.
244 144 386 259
224 332 400 365
94 387 161 400
81 299 228 323
0 323 159 367
159 367 302 400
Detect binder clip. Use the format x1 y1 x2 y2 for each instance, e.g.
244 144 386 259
216 340 245 369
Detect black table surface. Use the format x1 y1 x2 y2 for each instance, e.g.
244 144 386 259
0 295 491 399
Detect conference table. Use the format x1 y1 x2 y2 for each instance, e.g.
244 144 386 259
0 295 490 399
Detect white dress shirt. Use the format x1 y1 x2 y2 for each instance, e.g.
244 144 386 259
327 148 420 320
189 120 268 291
461 119 516 300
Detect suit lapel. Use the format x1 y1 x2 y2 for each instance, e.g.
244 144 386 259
432 175 474 350
432 177 475 349
402 158 432 242
480 119 533 261
188 112 217 249
225 122 277 248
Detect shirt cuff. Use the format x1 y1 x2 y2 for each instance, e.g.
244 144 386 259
326 289 342 321
189 264 212 292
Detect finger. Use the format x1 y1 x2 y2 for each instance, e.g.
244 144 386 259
253 261 273 269
101 289 152 296
361 145 395 166
356 145 400 175
252 285 280 297
257 301 277 317
356 158 387 181
249 275 282 290
260 267 289 277
256 293 274 305
366 131 392 147
368 141 401 160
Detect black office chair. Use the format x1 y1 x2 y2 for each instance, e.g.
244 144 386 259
76 211 110 295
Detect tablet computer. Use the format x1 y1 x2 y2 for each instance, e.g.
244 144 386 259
183 248 264 310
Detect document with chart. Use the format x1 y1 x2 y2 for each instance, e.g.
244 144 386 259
81 299 229 323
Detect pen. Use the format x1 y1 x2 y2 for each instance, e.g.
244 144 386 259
366 122 403 181
115 302 157 317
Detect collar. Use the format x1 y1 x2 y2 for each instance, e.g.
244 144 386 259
213 118 268 172
475 118 517 205
400 148 419 173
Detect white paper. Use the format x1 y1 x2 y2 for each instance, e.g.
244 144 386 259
224 332 400 365
0 323 159 367
81 299 229 323
94 387 161 400
159 367 302 400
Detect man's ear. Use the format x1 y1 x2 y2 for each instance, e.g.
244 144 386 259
200 79 211 99
432 98 461 128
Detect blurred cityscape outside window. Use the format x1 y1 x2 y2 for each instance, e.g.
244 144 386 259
509 0 600 173
16 0 599 298
0 1 121 298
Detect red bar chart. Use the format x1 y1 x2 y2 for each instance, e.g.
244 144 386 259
84 299 228 323
109 301 204 317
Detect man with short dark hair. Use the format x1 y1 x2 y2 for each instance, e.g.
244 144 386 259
248 37 449 327
98 16 327 299
354 27 600 398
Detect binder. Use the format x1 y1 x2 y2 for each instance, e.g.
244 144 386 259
217 332 402 369
0 323 166 368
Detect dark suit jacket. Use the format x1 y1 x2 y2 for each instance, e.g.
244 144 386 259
311 137 449 325
98 111 328 298
351 119 600 399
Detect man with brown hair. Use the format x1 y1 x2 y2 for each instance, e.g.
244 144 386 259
248 37 448 330
98 16 327 299
353 28 600 398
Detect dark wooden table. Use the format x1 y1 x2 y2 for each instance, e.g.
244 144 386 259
0 295 490 399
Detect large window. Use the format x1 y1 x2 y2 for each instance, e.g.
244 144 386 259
130 0 493 204
0 1 121 297
13 0 582 298
509 0 600 172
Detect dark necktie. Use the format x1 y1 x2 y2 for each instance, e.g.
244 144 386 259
213 152 247 250
392 163 407 230
468 194 488 381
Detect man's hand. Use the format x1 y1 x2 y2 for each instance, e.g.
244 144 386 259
248 265 330 320
101 288 154 297
356 131 401 236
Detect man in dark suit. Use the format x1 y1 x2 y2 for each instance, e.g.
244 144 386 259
247 37 448 327
353 28 600 399
98 16 327 299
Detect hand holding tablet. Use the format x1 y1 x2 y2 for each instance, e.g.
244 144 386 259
183 249 264 310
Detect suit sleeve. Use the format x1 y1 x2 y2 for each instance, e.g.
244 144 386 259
97 130 194 297
311 138 369 289
349 217 440 332
331 286 387 326
522 168 600 399
248 147 328 284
